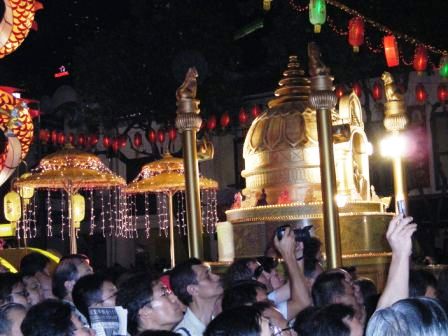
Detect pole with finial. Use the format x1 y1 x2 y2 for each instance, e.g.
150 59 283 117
175 68 204 260
308 42 342 268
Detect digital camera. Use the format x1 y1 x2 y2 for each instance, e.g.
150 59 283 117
275 224 313 242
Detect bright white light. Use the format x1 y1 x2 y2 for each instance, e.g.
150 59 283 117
380 134 407 158
336 194 348 207
12 92 20 99
366 142 373 156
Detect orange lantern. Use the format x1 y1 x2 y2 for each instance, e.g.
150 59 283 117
383 35 399 67
413 46 428 74
415 83 427 104
348 17 364 52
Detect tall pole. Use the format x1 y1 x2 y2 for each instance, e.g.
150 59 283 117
308 42 342 268
69 191 77 254
168 191 176 268
175 68 204 260
381 72 408 212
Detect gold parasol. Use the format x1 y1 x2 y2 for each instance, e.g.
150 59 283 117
14 146 126 253
125 153 218 267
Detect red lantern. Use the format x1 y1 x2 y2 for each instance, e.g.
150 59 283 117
383 35 399 67
77 134 86 146
438 83 448 103
157 130 165 143
89 134 99 147
372 81 382 101
413 46 428 74
112 138 120 152
147 129 156 143
335 85 344 99
51 130 58 144
352 82 362 98
85 135 92 147
415 83 427 103
57 132 65 145
133 132 143 148
103 135 111 148
251 105 262 118
348 17 364 53
168 127 177 141
220 112 230 128
68 133 75 145
207 115 217 131
239 107 248 125
39 129 49 143
29 108 40 118
119 135 127 148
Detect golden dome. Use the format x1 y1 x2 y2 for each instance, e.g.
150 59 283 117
14 147 126 190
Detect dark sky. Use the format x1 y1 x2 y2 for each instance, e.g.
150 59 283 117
0 0 447 121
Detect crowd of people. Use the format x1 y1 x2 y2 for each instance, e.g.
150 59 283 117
1 214 448 335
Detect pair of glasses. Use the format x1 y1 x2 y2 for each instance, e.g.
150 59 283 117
253 265 265 279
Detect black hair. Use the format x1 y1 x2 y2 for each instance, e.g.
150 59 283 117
256 256 278 274
72 273 109 324
204 305 263 336
138 331 180 336
21 299 75 336
0 273 23 305
303 237 322 278
116 273 156 336
293 306 320 335
298 304 355 336
0 303 26 335
223 258 257 289
354 277 378 301
222 280 267 311
52 262 78 300
409 269 438 297
59 254 90 264
19 253 51 277
170 258 202 305
311 271 346 307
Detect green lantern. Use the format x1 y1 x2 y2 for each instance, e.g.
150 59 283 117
440 56 448 78
309 0 326 33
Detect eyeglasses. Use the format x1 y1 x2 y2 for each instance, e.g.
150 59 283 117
139 285 172 309
253 265 265 280
93 291 118 305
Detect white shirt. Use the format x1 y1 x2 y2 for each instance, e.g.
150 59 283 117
268 290 288 319
174 308 206 336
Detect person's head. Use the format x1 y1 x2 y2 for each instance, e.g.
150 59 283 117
292 306 320 335
170 258 223 306
256 257 284 290
72 273 117 324
117 273 183 335
21 275 44 306
0 273 30 308
296 304 363 336
138 331 180 336
204 305 268 336
304 237 322 264
224 258 271 291
59 255 93 278
353 277 377 303
222 280 268 310
21 299 95 336
20 253 53 300
0 303 26 336
366 297 448 336
409 269 438 298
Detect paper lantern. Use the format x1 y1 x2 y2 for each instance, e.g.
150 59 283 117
147 129 156 143
39 129 49 143
413 46 428 74
89 134 99 147
251 105 262 118
133 132 143 148
103 136 111 148
438 84 448 103
348 17 364 52
57 132 65 145
207 115 217 130
4 191 21 222
335 85 345 99
157 130 165 143
71 193 85 228
18 174 34 200
372 81 382 101
239 108 248 125
383 35 399 67
309 0 326 33
220 112 230 128
51 130 58 144
112 138 120 152
119 135 127 148
69 133 75 145
77 134 86 146
415 83 427 104
168 127 177 141
352 82 362 98
440 56 448 78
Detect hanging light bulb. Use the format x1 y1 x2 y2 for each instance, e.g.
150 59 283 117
348 17 364 53
309 0 326 33
383 35 399 67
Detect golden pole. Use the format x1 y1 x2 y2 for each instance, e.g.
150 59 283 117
175 68 204 259
168 191 176 268
381 72 409 213
69 191 77 254
308 42 342 268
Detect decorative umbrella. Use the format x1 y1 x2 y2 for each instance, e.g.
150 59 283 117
14 146 126 253
125 153 218 268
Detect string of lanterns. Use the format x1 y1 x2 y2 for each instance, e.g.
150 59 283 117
288 0 448 76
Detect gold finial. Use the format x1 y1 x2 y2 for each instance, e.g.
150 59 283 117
176 67 198 101
381 71 407 131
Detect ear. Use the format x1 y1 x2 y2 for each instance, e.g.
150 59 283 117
64 280 75 293
186 284 198 298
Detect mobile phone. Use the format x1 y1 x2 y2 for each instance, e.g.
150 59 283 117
397 200 406 217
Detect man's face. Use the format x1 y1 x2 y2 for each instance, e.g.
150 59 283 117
191 263 223 300
98 281 117 307
7 307 25 336
35 271 54 299
247 261 272 292
22 276 44 306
